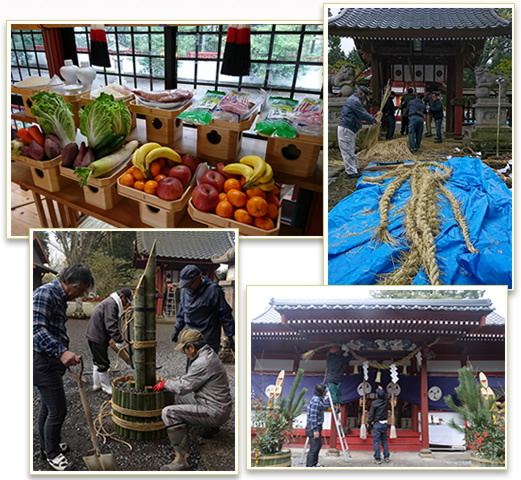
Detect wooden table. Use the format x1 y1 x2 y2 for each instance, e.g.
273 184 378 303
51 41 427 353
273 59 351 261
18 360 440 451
10 120 323 235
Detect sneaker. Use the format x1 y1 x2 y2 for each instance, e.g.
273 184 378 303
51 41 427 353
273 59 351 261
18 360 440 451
384 457 391 463
373 458 382 464
345 172 361 179
40 442 69 460
47 453 74 471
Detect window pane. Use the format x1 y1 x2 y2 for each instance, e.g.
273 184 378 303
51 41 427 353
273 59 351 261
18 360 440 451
272 34 300 61
267 64 294 88
275 25 302 32
295 65 323 91
302 34 323 62
178 26 196 33
250 34 271 61
197 61 217 82
177 60 195 82
243 64 267 87
198 34 219 58
177 35 196 57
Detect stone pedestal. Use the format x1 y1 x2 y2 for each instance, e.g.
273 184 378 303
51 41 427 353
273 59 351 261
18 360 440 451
328 97 345 148
473 98 510 126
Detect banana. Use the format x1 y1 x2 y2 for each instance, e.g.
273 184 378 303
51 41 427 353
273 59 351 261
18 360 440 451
239 155 266 184
254 179 276 192
132 142 161 173
144 146 181 172
222 163 254 179
255 161 273 184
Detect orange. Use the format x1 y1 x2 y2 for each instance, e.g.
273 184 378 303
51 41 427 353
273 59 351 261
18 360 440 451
149 160 162 177
266 192 280 208
246 187 266 199
215 200 234 218
224 177 242 192
246 196 268 217
271 184 281 197
134 180 146 191
219 192 228 202
161 166 171 176
130 166 145 181
120 173 135 187
240 176 247 187
267 203 279 221
158 158 166 168
253 215 275 230
227 188 247 208
154 174 167 183
233 208 253 225
144 180 158 195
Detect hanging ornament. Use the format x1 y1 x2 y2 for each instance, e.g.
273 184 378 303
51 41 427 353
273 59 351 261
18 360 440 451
375 370 381 383
363 361 369 381
353 363 359 375
402 364 408 375
416 351 422 370
390 363 399 384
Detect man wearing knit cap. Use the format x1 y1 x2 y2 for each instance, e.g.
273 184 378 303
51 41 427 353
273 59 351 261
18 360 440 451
154 329 233 470
171 264 235 354
85 288 133 395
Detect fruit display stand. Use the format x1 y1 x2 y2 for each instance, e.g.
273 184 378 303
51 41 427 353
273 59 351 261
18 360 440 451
11 83 51 122
12 153 72 193
263 133 323 178
79 92 137 130
194 113 258 164
187 199 281 236
117 177 196 228
59 159 132 210
128 100 191 145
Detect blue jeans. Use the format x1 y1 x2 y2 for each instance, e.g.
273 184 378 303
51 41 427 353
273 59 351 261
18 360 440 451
372 422 390 460
408 115 424 152
435 118 442 141
33 353 68 459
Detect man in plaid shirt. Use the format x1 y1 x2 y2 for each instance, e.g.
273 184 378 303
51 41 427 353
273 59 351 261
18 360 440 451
33 264 94 471
305 382 327 467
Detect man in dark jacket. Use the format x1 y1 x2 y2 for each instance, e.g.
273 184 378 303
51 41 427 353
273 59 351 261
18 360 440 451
326 346 350 413
367 385 390 464
399 87 416 135
382 91 397 140
407 93 426 153
171 265 234 354
337 86 381 179
424 88 433 137
33 264 94 471
305 383 327 467
85 288 133 394
429 92 444 143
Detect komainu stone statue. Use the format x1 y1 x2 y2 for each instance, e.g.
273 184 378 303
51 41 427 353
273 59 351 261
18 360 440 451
474 65 509 100
328 64 356 97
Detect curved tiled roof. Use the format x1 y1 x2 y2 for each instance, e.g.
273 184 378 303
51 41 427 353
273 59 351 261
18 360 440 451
136 231 235 260
329 8 511 32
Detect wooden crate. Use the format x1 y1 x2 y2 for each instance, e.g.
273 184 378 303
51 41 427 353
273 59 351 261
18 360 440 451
187 199 280 236
195 113 258 164
11 84 51 121
129 100 191 145
117 176 196 228
79 92 137 130
60 158 132 210
264 134 323 178
12 153 71 192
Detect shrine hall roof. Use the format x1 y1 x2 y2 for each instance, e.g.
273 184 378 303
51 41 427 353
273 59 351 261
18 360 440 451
329 8 511 36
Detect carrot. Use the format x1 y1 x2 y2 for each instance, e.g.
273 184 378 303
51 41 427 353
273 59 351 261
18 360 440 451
17 128 33 144
28 125 45 147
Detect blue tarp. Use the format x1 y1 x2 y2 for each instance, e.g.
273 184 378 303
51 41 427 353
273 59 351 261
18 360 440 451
328 156 512 287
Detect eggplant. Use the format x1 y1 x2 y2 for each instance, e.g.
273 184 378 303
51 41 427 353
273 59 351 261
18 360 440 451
62 142 79 168
44 135 62 160
72 142 87 168
80 146 95 167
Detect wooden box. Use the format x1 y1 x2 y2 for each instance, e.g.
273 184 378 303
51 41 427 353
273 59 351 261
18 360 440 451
187 199 281 237
129 100 191 146
195 113 257 164
12 153 71 192
54 90 90 128
11 83 51 121
117 176 196 228
79 92 137 130
265 134 323 177
60 158 132 210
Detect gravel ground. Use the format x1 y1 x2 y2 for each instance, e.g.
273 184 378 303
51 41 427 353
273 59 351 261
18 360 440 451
32 319 236 472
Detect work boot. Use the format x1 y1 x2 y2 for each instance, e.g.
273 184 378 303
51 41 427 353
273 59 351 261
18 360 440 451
92 365 101 392
161 424 191 471
98 370 112 395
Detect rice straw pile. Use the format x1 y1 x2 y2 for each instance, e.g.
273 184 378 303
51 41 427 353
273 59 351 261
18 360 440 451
362 160 479 285
358 137 416 163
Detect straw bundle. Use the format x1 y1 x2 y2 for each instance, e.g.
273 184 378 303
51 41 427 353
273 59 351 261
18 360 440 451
358 137 416 163
363 80 392 150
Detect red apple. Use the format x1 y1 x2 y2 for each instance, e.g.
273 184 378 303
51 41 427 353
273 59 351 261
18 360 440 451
168 164 192 187
200 169 226 193
192 183 220 212
156 177 184 201
181 154 200 174
216 162 239 179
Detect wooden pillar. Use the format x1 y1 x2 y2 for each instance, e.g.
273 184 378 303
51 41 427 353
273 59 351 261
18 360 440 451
155 265 163 315
419 347 432 457
446 57 455 137
370 54 381 115
453 53 465 139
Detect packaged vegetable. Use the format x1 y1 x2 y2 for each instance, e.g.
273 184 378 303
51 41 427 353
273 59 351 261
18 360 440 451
255 96 298 138
78 93 132 159
29 92 76 147
213 90 250 123
292 98 323 137
178 90 225 125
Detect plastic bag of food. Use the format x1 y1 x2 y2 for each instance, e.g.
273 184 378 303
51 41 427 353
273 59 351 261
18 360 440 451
255 96 298 138
213 90 250 123
178 90 226 125
292 97 323 137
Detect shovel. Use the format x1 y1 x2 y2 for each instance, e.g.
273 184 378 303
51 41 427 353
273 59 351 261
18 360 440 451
69 358 119 471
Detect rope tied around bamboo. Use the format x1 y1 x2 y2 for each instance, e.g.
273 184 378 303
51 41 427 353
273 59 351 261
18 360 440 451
360 160 478 285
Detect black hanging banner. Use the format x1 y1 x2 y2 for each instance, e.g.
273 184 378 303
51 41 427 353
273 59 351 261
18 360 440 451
89 24 111 68
221 24 251 77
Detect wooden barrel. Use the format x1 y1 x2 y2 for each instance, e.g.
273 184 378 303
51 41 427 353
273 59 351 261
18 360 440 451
111 375 172 440
251 450 292 467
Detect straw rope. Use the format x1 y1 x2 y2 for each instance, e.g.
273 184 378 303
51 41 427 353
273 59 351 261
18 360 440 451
111 414 165 432
111 402 164 418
